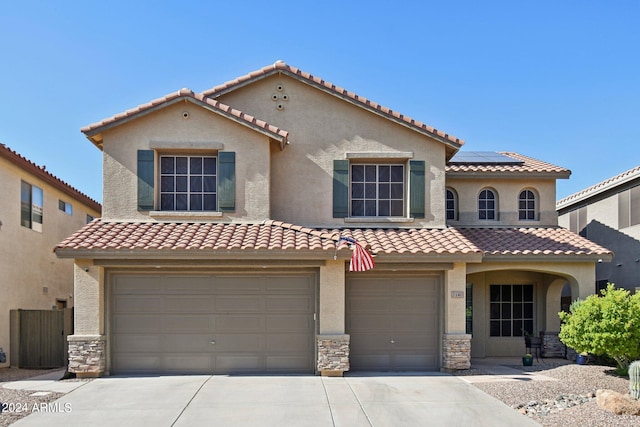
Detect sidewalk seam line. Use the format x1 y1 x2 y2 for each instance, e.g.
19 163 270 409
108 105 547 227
344 378 373 427
170 375 213 427
320 376 337 427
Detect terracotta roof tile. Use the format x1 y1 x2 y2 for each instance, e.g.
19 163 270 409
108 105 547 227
202 61 463 148
55 220 609 260
446 152 570 176
81 89 289 147
456 227 612 257
556 165 640 209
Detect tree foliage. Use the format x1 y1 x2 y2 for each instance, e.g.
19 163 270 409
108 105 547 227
559 284 640 371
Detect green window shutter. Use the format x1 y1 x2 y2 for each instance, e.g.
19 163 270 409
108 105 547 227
218 151 236 212
137 150 155 211
333 160 349 218
409 160 425 218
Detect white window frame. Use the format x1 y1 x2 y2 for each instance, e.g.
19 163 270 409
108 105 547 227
518 189 537 220
478 188 497 220
21 181 43 232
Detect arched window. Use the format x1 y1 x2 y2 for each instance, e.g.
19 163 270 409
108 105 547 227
519 189 537 220
478 189 497 220
446 188 457 220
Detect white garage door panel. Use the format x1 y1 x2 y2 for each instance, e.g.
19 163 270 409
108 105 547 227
347 276 440 371
110 273 316 375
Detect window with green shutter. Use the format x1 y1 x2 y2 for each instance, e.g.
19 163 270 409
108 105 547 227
138 149 236 212
332 159 425 219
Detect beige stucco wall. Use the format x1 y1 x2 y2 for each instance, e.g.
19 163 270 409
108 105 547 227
447 177 559 227
216 75 448 227
319 260 346 334
100 102 272 221
466 261 595 357
444 263 467 334
0 157 100 366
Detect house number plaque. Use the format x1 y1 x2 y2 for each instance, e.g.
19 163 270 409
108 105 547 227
450 291 464 298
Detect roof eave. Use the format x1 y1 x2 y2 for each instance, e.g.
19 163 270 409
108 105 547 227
481 253 613 262
82 96 289 150
446 171 571 179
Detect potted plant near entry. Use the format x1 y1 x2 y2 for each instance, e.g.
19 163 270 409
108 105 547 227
522 354 534 366
576 352 589 365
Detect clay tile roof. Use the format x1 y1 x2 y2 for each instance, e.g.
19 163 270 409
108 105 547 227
455 227 612 257
556 165 640 210
202 61 464 149
0 143 101 213
446 152 570 176
55 220 609 260
55 220 481 258
81 89 289 147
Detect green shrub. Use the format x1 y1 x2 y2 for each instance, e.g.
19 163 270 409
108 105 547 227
559 284 640 372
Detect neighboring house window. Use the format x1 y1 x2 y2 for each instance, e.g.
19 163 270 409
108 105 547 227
160 155 217 211
446 188 458 220
350 164 404 217
518 189 536 220
618 185 640 229
21 181 43 232
478 189 497 220
86 214 95 223
58 200 73 215
490 284 534 337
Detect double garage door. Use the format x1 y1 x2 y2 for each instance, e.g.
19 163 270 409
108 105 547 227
110 273 316 375
347 275 440 371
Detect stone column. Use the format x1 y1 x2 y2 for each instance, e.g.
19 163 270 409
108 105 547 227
68 262 106 377
442 263 471 370
317 335 350 376
442 334 472 371
541 331 566 358
317 260 349 376
68 335 106 377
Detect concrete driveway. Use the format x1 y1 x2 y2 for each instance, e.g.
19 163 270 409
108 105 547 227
12 373 539 427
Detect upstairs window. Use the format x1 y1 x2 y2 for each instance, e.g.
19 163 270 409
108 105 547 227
21 181 43 232
160 155 217 211
59 200 73 215
446 188 458 220
518 190 536 220
478 188 497 220
351 164 404 217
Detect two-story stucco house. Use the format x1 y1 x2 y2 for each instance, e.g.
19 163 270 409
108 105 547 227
557 166 640 294
0 143 101 367
55 62 611 377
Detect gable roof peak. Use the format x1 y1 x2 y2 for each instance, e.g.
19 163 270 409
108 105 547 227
203 62 464 151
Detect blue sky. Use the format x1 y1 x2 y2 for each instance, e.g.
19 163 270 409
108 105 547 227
1 1 638 204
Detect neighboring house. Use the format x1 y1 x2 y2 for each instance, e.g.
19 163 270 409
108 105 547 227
0 143 101 367
55 61 611 377
557 166 640 294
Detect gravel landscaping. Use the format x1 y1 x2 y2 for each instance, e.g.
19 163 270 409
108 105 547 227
0 368 91 427
455 362 640 426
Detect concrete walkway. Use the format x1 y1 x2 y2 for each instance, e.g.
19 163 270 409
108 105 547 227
9 372 540 427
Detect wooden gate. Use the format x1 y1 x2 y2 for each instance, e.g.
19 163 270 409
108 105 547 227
9 308 73 368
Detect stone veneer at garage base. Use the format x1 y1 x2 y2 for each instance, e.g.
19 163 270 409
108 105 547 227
67 334 472 377
68 335 106 378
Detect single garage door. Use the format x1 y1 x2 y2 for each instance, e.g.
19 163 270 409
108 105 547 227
110 273 316 375
347 275 440 371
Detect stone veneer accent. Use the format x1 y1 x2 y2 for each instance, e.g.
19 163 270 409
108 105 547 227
68 335 106 377
317 334 350 375
541 331 566 358
442 334 471 371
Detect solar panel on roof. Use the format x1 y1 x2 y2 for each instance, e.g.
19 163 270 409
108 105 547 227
449 151 524 165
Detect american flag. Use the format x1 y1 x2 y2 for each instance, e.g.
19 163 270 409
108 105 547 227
337 236 375 272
